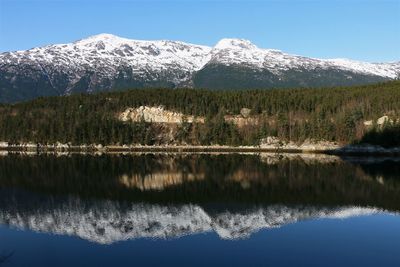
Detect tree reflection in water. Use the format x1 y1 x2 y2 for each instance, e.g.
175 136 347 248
0 153 399 243
0 153 399 209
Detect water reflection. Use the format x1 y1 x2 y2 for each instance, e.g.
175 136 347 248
0 153 399 243
0 189 383 244
0 251 14 265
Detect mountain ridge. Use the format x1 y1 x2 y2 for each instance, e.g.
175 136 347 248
1 33 399 103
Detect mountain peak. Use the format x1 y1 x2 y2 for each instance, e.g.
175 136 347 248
83 33 120 41
214 38 258 50
74 33 126 45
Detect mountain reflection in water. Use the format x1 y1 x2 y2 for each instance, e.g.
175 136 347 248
0 153 399 244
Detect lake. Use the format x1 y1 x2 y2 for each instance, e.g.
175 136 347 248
0 153 399 267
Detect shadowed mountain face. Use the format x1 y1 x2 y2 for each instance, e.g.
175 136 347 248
1 34 399 102
0 153 399 243
192 64 389 90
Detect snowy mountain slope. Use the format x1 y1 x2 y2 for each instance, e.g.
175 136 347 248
0 193 384 244
1 34 211 78
0 34 399 102
208 38 399 78
0 34 211 101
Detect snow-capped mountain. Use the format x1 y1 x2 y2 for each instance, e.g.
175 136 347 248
208 38 400 78
1 34 399 102
0 192 385 244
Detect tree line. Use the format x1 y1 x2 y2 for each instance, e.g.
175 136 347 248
0 81 399 146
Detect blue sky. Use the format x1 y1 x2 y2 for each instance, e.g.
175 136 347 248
0 0 399 62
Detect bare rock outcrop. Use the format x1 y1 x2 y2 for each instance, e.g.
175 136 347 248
259 136 340 151
119 106 204 124
363 115 397 127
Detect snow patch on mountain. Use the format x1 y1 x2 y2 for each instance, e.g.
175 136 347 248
325 58 400 79
214 38 259 50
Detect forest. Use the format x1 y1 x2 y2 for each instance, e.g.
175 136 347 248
0 80 399 147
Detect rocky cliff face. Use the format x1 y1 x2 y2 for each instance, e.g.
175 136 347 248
118 105 260 126
1 34 399 103
119 106 204 123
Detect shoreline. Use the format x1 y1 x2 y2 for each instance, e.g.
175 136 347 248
1 143 400 156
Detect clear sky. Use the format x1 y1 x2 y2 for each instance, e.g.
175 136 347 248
0 0 399 62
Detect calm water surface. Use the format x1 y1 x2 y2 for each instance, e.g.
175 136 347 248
0 153 399 267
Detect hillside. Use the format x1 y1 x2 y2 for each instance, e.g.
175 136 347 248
1 34 399 103
0 81 399 147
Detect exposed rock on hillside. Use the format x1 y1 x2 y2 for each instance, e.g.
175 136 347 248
119 106 204 123
118 106 261 127
260 137 341 151
363 115 397 127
